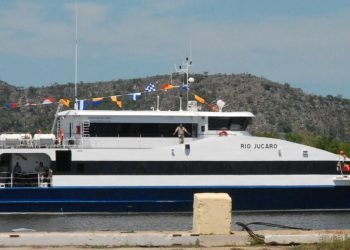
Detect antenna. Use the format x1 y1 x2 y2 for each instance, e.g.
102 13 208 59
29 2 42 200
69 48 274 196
170 68 173 84
176 57 193 110
189 29 192 63
74 0 79 108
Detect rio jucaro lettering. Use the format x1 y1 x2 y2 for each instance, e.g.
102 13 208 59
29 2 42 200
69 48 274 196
241 143 278 149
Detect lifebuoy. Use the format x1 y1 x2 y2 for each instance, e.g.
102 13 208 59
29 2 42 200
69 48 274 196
218 130 228 136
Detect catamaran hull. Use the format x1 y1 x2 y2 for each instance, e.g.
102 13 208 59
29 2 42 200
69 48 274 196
1 185 350 213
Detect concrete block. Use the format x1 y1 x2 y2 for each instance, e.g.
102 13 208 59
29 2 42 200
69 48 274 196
192 193 232 235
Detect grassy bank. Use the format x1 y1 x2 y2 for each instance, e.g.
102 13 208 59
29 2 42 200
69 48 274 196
291 237 350 250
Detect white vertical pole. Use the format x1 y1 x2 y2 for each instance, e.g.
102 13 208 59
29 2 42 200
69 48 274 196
188 30 193 111
74 0 79 106
170 69 173 84
189 29 192 63
179 96 183 111
186 67 189 109
156 95 160 111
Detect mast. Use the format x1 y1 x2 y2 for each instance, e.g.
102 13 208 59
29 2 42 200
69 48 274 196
189 29 192 64
74 0 79 109
176 57 192 110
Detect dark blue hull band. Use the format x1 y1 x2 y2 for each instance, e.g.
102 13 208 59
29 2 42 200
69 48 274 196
0 186 349 212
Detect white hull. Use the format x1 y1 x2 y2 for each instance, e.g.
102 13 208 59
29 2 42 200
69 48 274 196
53 174 341 187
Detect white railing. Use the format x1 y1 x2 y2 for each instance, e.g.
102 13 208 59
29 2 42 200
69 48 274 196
0 132 237 150
62 137 197 149
0 171 51 188
0 139 56 149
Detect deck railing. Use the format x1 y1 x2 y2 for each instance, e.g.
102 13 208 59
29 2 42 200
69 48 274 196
0 137 182 149
0 171 51 188
0 134 214 150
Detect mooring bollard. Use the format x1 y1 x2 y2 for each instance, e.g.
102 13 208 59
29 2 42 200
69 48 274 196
192 193 232 235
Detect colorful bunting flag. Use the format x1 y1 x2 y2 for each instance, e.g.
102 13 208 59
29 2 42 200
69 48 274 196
92 97 103 106
180 85 189 91
209 103 218 112
145 83 156 92
110 96 123 108
5 103 18 108
77 100 88 110
162 83 174 91
128 92 142 101
42 97 55 105
194 95 205 104
2 80 211 112
25 102 38 107
59 99 71 108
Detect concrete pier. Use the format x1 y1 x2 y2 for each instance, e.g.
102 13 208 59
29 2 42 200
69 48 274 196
1 193 348 249
0 229 350 248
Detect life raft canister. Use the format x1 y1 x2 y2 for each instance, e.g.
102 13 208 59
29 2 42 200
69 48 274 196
343 164 350 173
218 130 228 136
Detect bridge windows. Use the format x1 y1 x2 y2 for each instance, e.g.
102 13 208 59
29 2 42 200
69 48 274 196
88 123 195 138
208 117 251 131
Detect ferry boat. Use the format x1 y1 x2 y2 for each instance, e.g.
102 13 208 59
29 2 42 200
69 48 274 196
0 97 350 213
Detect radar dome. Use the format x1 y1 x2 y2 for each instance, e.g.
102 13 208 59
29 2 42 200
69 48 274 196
216 100 225 112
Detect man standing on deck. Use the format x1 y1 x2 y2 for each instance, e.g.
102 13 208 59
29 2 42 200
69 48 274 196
35 162 45 176
13 162 22 175
173 124 191 144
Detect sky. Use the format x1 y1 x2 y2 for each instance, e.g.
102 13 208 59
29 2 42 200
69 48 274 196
0 0 350 98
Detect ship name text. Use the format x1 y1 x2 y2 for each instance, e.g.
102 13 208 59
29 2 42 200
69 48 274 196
241 143 278 149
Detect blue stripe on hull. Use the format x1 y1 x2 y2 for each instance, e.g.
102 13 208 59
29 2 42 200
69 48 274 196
0 186 349 212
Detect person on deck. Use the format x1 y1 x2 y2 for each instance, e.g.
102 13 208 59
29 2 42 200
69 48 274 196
35 162 45 175
13 162 22 175
173 124 191 144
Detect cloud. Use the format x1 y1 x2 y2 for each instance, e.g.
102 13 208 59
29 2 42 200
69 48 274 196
186 10 350 88
3 1 349 63
0 2 72 58
1 0 350 96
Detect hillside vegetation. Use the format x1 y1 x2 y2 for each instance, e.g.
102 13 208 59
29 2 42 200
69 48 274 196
0 73 349 154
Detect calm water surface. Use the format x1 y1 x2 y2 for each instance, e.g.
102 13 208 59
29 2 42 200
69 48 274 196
1 212 350 232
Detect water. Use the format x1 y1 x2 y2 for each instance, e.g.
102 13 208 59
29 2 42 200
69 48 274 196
1 212 350 232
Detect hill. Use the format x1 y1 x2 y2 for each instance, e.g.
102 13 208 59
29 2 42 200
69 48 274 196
0 73 349 150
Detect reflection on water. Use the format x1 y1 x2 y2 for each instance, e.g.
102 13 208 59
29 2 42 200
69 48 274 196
1 212 350 232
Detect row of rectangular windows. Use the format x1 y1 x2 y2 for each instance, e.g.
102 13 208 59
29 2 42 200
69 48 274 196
54 160 338 175
69 117 251 137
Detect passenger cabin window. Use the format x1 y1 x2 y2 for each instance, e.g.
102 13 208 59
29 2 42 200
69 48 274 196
89 123 196 137
208 117 251 131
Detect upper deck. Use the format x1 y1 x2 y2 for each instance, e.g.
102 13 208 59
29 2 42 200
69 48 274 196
57 109 255 119
58 109 254 136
